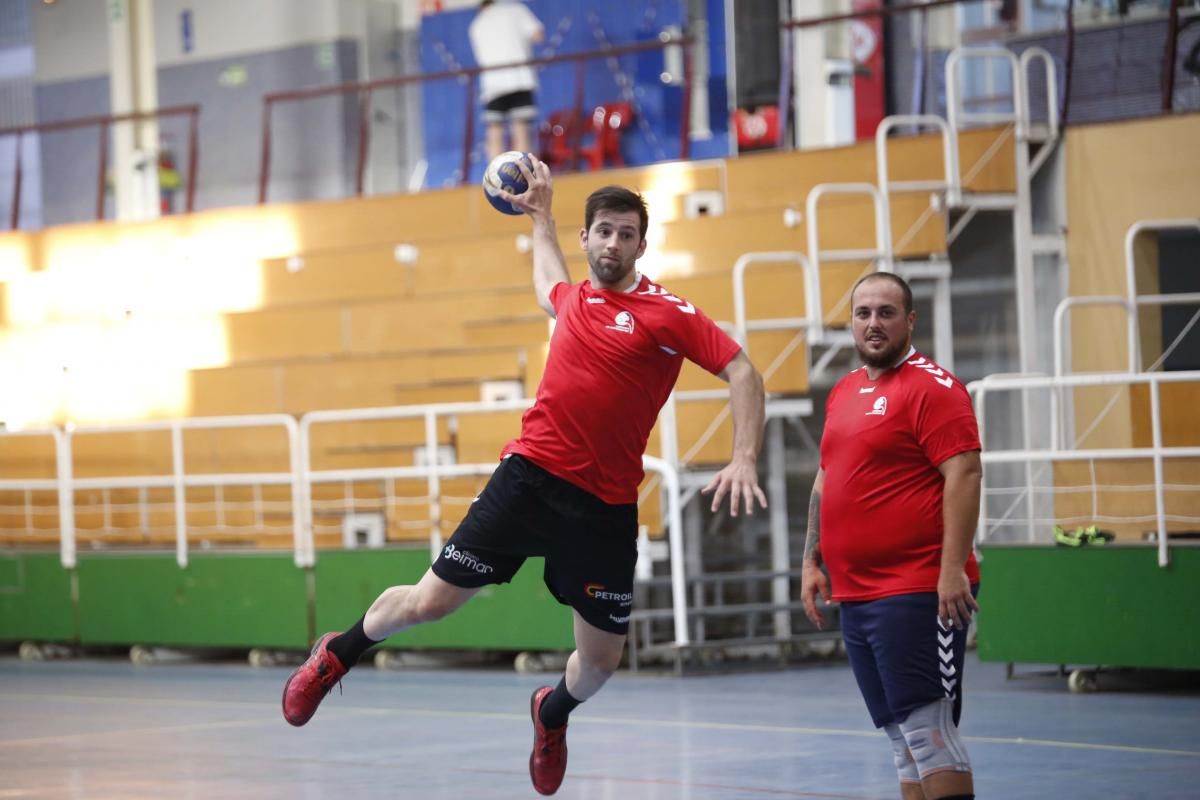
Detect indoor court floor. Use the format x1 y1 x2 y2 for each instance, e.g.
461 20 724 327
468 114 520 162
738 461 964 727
2 651 1198 799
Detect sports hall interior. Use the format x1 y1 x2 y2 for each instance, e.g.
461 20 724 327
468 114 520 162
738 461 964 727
0 0 1198 797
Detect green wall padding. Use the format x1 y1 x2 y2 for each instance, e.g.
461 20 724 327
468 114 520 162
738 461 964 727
977 545 1200 670
0 551 75 642
314 548 574 651
75 552 310 649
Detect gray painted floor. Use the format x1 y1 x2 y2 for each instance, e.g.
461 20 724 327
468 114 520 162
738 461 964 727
1 652 1198 799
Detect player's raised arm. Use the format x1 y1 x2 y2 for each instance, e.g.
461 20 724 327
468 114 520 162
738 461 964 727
500 155 571 317
701 350 767 516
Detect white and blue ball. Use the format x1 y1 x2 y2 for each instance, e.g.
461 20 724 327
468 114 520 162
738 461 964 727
482 150 532 215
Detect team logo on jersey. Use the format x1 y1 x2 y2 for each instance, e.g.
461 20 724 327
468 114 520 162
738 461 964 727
866 396 888 416
606 310 635 334
906 356 955 388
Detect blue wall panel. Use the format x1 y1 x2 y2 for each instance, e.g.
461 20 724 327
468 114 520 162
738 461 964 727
419 1 690 187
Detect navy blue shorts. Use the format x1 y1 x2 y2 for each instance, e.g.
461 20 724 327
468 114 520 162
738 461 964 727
840 589 978 728
430 455 638 635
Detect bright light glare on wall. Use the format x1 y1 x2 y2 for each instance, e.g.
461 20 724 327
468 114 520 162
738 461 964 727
0 209 301 427
638 161 702 281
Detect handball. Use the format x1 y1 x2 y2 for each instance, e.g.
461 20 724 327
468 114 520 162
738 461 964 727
482 150 532 215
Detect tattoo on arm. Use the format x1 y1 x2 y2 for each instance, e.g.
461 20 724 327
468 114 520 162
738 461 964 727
803 489 821 564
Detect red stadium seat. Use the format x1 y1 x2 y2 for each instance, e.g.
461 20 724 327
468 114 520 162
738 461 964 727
538 102 634 172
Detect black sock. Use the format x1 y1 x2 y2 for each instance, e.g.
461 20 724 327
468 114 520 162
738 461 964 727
327 616 381 669
538 676 582 728
937 795 974 800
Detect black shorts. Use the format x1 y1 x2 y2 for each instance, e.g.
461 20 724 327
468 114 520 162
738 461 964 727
430 454 638 634
483 90 537 123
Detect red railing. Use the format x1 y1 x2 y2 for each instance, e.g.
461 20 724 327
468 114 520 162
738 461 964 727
0 105 200 231
258 36 694 204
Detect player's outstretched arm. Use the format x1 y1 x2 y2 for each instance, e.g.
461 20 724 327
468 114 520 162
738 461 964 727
701 351 767 517
498 155 571 317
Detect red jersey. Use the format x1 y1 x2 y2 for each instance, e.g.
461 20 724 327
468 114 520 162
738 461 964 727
504 273 741 504
819 348 981 601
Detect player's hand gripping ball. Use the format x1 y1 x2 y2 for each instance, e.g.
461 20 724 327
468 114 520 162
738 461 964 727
482 150 532 215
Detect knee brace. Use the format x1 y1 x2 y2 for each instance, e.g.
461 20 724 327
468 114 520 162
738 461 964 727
884 723 920 784
898 698 972 778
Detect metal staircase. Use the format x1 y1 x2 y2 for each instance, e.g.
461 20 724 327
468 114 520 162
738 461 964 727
627 45 1065 673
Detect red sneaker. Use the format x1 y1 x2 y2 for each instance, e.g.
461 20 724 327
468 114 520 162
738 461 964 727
281 632 348 727
528 686 568 795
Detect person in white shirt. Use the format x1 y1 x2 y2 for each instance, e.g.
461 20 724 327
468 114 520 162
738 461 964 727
468 0 545 161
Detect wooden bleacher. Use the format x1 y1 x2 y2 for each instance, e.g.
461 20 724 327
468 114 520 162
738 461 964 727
0 127 1018 548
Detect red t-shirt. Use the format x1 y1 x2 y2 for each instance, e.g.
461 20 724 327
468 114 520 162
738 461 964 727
819 349 981 601
504 273 741 504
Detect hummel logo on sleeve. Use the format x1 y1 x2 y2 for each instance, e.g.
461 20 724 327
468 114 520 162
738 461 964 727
906 356 954 388
637 284 696 314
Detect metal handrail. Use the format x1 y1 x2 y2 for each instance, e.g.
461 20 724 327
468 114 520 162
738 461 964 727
731 252 820 348
0 105 200 230
805 184 893 333
1124 219 1200 371
1018 47 1060 140
297 399 690 646
946 47 1022 137
1053 293 1200 378
968 370 1200 567
258 36 695 202
0 426 73 567
875 114 960 199
63 415 301 568
298 398 533 567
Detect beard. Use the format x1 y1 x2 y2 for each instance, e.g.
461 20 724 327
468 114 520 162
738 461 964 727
590 253 634 285
855 335 909 369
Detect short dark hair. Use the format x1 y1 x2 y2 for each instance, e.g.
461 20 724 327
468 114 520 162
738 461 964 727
851 271 913 314
584 185 649 241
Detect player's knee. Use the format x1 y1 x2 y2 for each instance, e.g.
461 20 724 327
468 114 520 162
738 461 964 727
884 723 921 784
578 646 623 678
897 699 972 779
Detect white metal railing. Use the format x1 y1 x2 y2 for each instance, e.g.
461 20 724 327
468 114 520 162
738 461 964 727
63 415 303 568
947 47 1020 133
298 399 534 567
298 399 691 646
1018 47 1059 141
1124 219 1200 370
876 114 960 203
1053 293 1200 378
969 370 1200 568
0 392 742 649
0 426 73 567
947 45 1058 145
806 182 893 282
730 251 820 347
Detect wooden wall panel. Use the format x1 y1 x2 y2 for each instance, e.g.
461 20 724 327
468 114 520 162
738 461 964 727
260 249 412 307
70 430 174 478
0 435 58 479
189 364 282 417
1130 381 1200 449
224 306 344 361
346 288 533 353
1065 115 1200 448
